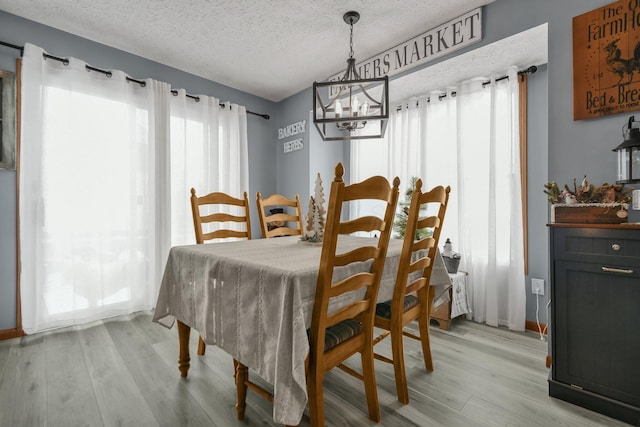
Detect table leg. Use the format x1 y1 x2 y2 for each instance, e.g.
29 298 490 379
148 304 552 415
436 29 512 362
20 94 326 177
177 320 191 378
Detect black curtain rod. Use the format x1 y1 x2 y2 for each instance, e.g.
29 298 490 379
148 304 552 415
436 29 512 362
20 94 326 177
1 40 270 120
42 52 270 119
481 65 538 87
167 89 269 119
0 40 23 55
397 65 538 109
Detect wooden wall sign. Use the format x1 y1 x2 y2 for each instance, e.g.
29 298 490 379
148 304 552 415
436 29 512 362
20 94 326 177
327 8 482 83
573 0 640 120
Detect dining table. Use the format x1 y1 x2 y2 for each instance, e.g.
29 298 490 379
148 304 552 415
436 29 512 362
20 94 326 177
153 235 451 425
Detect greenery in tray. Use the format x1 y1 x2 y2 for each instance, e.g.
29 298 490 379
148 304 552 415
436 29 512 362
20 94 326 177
543 176 631 205
393 176 433 240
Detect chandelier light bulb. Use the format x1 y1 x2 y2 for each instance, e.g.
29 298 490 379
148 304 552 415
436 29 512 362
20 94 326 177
362 100 369 116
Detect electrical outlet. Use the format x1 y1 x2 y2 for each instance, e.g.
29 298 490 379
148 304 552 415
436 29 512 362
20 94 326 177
532 278 545 296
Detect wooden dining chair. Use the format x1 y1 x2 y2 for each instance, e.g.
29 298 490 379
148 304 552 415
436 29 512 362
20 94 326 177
307 162 399 426
190 188 252 244
373 180 450 405
256 192 303 238
233 163 399 426
190 187 252 356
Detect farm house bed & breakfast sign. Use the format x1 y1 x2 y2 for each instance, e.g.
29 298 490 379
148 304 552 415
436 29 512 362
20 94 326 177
574 0 640 120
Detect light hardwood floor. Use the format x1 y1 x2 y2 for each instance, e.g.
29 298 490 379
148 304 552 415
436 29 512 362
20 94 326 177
0 312 628 427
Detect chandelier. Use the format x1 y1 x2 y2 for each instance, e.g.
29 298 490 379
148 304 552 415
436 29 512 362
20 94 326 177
313 11 389 141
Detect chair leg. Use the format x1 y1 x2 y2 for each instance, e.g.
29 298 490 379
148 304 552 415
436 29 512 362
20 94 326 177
234 359 248 420
420 289 436 372
390 325 410 404
307 368 325 427
197 336 206 355
418 313 434 372
361 348 381 423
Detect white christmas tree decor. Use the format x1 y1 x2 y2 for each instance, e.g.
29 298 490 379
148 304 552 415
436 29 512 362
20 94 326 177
301 173 326 243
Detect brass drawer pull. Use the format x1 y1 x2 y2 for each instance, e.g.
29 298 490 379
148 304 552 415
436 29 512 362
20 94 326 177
601 266 634 274
611 244 621 251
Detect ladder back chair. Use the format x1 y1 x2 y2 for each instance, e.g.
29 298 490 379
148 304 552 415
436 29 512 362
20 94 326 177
307 162 399 426
256 192 303 238
234 163 399 427
189 187 251 357
190 188 252 244
373 180 450 404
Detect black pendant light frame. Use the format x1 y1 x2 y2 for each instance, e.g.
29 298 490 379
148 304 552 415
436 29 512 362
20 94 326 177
312 11 389 141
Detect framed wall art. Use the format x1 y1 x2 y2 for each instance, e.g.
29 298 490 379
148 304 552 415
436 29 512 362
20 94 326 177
573 0 640 120
0 68 16 170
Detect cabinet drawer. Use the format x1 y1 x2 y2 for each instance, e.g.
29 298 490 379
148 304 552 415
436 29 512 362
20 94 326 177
553 227 640 265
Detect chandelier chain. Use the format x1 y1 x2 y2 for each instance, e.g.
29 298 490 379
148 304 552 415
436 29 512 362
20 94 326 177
349 21 354 59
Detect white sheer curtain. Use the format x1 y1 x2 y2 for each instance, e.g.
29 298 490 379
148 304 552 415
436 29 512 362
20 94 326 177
20 44 250 333
351 66 526 331
20 44 171 333
169 91 249 246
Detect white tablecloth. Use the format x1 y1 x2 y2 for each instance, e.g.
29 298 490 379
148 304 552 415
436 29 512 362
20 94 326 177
153 235 450 425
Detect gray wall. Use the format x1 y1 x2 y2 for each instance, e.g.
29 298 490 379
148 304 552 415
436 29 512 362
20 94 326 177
274 0 623 328
525 63 550 325
1 0 630 331
307 109 344 207
0 10 278 330
484 0 624 182
275 90 309 206
0 34 19 331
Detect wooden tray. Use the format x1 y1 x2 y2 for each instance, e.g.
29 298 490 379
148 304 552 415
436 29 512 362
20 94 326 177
551 204 628 224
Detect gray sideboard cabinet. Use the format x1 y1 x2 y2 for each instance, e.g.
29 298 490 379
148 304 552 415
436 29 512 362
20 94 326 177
548 224 640 425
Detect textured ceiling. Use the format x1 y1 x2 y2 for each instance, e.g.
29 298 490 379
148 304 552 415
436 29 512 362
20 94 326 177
0 0 505 102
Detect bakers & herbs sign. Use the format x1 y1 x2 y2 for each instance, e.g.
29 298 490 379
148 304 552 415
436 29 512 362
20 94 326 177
573 0 640 120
